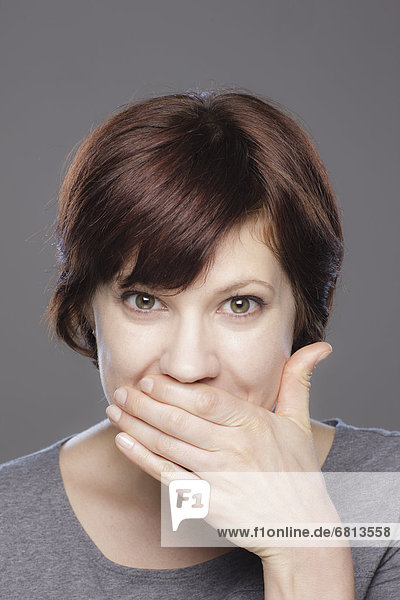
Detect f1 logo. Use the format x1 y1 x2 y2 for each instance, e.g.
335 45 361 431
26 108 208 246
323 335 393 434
169 480 210 531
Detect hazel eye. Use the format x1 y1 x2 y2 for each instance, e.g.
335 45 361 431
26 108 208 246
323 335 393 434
220 295 266 318
230 297 250 313
125 292 162 311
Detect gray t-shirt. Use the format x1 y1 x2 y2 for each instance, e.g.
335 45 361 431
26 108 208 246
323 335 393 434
1 418 400 599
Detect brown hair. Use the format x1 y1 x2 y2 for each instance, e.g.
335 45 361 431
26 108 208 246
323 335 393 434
46 88 344 370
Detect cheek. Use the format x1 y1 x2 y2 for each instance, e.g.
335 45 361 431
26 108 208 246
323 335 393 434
234 339 287 409
223 320 291 409
223 308 293 410
248 349 287 409
96 321 156 401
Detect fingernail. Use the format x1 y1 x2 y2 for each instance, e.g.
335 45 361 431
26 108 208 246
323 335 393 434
106 404 122 422
315 347 333 366
116 433 134 449
114 388 127 406
139 377 153 393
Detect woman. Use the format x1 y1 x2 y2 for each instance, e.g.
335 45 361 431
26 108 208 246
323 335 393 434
1 89 399 599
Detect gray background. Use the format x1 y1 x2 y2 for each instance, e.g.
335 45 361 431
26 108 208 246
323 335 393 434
1 0 399 462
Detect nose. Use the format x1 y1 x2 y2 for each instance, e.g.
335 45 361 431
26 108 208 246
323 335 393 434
159 314 220 383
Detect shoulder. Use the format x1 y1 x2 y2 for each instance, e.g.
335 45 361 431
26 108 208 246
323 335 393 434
0 436 68 478
0 434 77 577
1 442 55 489
322 418 400 472
0 435 73 519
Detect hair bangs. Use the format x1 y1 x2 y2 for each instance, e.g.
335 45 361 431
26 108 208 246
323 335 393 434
98 115 266 294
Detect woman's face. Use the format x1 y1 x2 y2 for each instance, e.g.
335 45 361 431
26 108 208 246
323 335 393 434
91 218 297 410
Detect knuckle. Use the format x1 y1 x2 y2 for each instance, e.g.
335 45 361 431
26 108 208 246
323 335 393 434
163 384 176 405
165 409 187 430
228 444 248 463
194 390 218 415
141 446 153 462
283 366 312 390
298 370 312 390
155 433 174 455
130 394 141 414
159 460 177 476
246 415 266 434
223 429 243 454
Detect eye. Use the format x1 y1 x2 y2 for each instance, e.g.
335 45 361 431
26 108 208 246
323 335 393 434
219 295 266 319
122 291 164 312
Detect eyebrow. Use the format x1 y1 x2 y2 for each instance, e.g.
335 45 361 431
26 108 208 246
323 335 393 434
214 279 275 296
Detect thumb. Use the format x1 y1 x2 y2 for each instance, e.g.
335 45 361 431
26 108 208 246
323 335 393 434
274 342 333 435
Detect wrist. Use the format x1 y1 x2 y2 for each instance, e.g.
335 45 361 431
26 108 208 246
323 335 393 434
261 547 355 600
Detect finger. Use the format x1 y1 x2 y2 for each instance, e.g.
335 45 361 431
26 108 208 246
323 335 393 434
113 388 222 451
113 431 198 485
106 405 215 470
274 342 333 435
135 375 258 427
